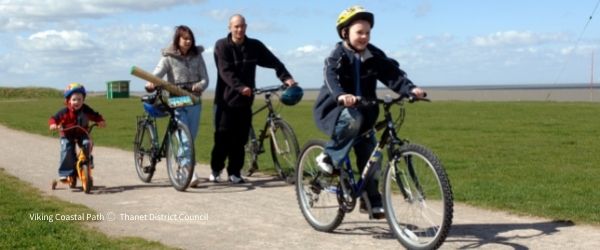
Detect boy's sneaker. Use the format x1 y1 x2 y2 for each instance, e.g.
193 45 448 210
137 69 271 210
316 152 334 174
209 172 221 183
371 207 385 219
229 175 245 184
360 199 385 219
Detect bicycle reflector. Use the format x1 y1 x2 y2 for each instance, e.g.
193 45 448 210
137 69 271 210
281 85 304 106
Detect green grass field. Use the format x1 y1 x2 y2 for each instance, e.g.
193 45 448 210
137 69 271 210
1 88 599 227
0 168 175 249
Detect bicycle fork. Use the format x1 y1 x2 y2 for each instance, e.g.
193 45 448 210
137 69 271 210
137 117 159 173
392 154 426 202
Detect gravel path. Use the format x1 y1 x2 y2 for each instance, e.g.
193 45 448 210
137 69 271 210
1 124 598 249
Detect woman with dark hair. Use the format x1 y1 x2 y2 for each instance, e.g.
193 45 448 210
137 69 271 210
145 25 209 187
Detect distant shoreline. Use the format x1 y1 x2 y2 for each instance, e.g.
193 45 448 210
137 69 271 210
106 83 600 102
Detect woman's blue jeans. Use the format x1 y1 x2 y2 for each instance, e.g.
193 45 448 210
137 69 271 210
174 103 201 167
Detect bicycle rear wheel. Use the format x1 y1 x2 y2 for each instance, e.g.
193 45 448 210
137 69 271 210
166 121 195 191
295 140 344 232
269 119 299 183
383 143 453 250
134 118 157 183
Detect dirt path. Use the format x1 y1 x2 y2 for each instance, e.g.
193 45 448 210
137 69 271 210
1 124 598 249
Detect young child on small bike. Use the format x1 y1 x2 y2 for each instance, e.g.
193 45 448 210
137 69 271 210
48 83 106 182
313 6 426 219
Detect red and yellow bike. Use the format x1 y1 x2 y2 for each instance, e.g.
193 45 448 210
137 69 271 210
51 124 97 194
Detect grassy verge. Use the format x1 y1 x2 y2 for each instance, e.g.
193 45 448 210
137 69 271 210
0 168 175 249
0 87 62 98
0 89 599 226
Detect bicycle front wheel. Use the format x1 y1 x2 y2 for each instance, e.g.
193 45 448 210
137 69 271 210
80 163 92 194
295 140 344 232
166 121 195 191
270 119 299 183
134 118 157 183
383 143 453 250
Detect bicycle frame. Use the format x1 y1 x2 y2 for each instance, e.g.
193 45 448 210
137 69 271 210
250 88 283 156
337 99 410 208
52 124 97 193
140 95 187 167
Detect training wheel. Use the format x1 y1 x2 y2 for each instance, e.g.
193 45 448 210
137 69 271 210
51 180 57 190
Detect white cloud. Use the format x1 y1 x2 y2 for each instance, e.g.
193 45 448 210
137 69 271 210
0 0 206 31
247 20 285 34
289 45 328 57
207 9 235 22
472 30 567 47
21 30 94 51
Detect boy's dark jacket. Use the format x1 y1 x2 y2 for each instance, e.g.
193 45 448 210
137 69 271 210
313 42 416 136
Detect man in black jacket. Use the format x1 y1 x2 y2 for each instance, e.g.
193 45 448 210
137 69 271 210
211 14 296 183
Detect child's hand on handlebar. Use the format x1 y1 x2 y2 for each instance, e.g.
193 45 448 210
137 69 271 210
337 94 358 107
49 124 59 131
411 87 426 98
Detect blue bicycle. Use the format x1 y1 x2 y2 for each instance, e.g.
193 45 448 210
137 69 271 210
295 95 453 249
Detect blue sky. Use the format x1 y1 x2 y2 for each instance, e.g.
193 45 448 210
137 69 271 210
1 0 600 91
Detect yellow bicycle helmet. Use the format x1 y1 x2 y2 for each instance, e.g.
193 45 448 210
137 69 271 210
336 5 374 39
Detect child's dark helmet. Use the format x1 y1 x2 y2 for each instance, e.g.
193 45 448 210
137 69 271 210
64 82 87 99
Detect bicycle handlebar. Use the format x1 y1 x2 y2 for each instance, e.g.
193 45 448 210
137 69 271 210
337 93 430 107
254 85 285 95
60 124 98 134
253 82 299 95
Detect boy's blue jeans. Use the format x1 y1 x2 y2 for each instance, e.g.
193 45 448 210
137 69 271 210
174 103 201 167
323 108 382 207
58 137 90 177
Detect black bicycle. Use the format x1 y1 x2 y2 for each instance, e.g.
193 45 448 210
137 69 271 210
244 85 300 184
133 88 195 191
295 95 453 249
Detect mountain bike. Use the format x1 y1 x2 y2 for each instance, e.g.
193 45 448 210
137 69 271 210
133 88 195 191
51 124 97 194
295 95 453 249
243 84 300 184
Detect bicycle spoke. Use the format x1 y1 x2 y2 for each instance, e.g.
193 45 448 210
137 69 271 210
295 140 344 232
384 144 453 249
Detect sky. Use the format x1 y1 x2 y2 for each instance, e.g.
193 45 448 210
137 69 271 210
1 0 600 91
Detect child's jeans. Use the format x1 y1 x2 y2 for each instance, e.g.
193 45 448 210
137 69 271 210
58 137 90 177
323 108 382 207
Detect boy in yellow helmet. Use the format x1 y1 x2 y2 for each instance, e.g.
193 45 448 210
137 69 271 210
313 6 426 219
